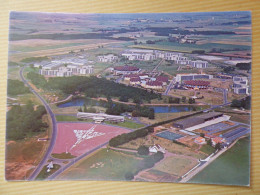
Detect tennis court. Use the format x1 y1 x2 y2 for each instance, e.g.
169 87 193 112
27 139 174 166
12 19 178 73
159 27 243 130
156 131 184 141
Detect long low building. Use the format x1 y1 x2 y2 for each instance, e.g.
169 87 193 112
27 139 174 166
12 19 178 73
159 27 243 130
173 112 224 129
175 73 213 83
77 112 125 123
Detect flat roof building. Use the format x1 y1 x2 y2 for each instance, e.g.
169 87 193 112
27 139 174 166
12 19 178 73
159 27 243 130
173 112 224 129
175 73 213 83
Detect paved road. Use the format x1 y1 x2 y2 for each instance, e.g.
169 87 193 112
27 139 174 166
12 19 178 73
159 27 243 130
152 59 164 72
223 88 228 104
163 77 175 95
19 67 58 180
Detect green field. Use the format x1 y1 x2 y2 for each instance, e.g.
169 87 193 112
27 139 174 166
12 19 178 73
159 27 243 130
55 115 80 122
189 137 250 186
9 42 86 53
36 164 61 180
8 67 21 81
58 149 142 181
200 145 216 155
17 93 42 105
105 120 145 129
131 40 250 53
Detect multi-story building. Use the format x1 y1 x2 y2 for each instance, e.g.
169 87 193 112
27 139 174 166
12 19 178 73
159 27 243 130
98 54 118 63
39 65 93 77
189 60 208 68
233 76 249 95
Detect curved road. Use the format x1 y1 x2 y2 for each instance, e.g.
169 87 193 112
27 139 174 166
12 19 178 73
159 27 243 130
20 67 58 180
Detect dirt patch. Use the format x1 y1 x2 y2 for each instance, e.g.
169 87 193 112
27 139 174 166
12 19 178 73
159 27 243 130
5 134 49 180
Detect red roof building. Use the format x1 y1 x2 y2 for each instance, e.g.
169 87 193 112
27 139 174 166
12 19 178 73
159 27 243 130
156 76 168 83
114 65 140 71
146 81 163 86
113 65 140 75
130 77 141 82
212 137 224 146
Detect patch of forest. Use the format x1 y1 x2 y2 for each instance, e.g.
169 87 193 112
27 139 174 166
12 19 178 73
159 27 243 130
6 102 48 140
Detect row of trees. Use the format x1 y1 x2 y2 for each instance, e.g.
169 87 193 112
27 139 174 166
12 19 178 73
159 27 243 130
109 127 154 147
6 102 48 140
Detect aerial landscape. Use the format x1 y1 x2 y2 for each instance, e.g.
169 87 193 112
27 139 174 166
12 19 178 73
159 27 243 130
6 11 251 185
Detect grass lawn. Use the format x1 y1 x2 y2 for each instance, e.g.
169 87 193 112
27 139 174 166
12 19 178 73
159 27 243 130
189 137 250 186
55 115 79 122
105 120 145 129
200 145 216 155
17 93 42 105
36 164 61 180
8 66 21 81
58 149 142 181
152 156 198 177
51 152 76 159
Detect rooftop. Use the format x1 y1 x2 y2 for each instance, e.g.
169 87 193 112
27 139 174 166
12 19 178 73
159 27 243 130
146 81 163 86
114 65 140 71
184 80 210 86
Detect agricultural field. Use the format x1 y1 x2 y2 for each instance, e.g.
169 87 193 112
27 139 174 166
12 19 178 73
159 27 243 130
58 149 143 181
131 40 250 53
152 155 198 177
189 137 250 186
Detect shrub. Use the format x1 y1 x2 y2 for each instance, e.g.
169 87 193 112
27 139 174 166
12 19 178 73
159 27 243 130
137 145 149 156
124 172 134 180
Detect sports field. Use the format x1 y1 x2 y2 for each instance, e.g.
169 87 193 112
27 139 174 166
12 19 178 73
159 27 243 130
156 131 184 141
189 137 250 186
52 122 130 156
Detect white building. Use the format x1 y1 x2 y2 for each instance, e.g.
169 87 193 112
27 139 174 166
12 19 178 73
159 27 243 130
175 73 213 83
233 76 249 95
77 112 125 123
149 144 166 153
98 54 118 63
39 65 93 77
189 60 208 68
122 49 182 61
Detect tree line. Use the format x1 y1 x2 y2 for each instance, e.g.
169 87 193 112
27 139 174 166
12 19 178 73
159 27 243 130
109 127 154 147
